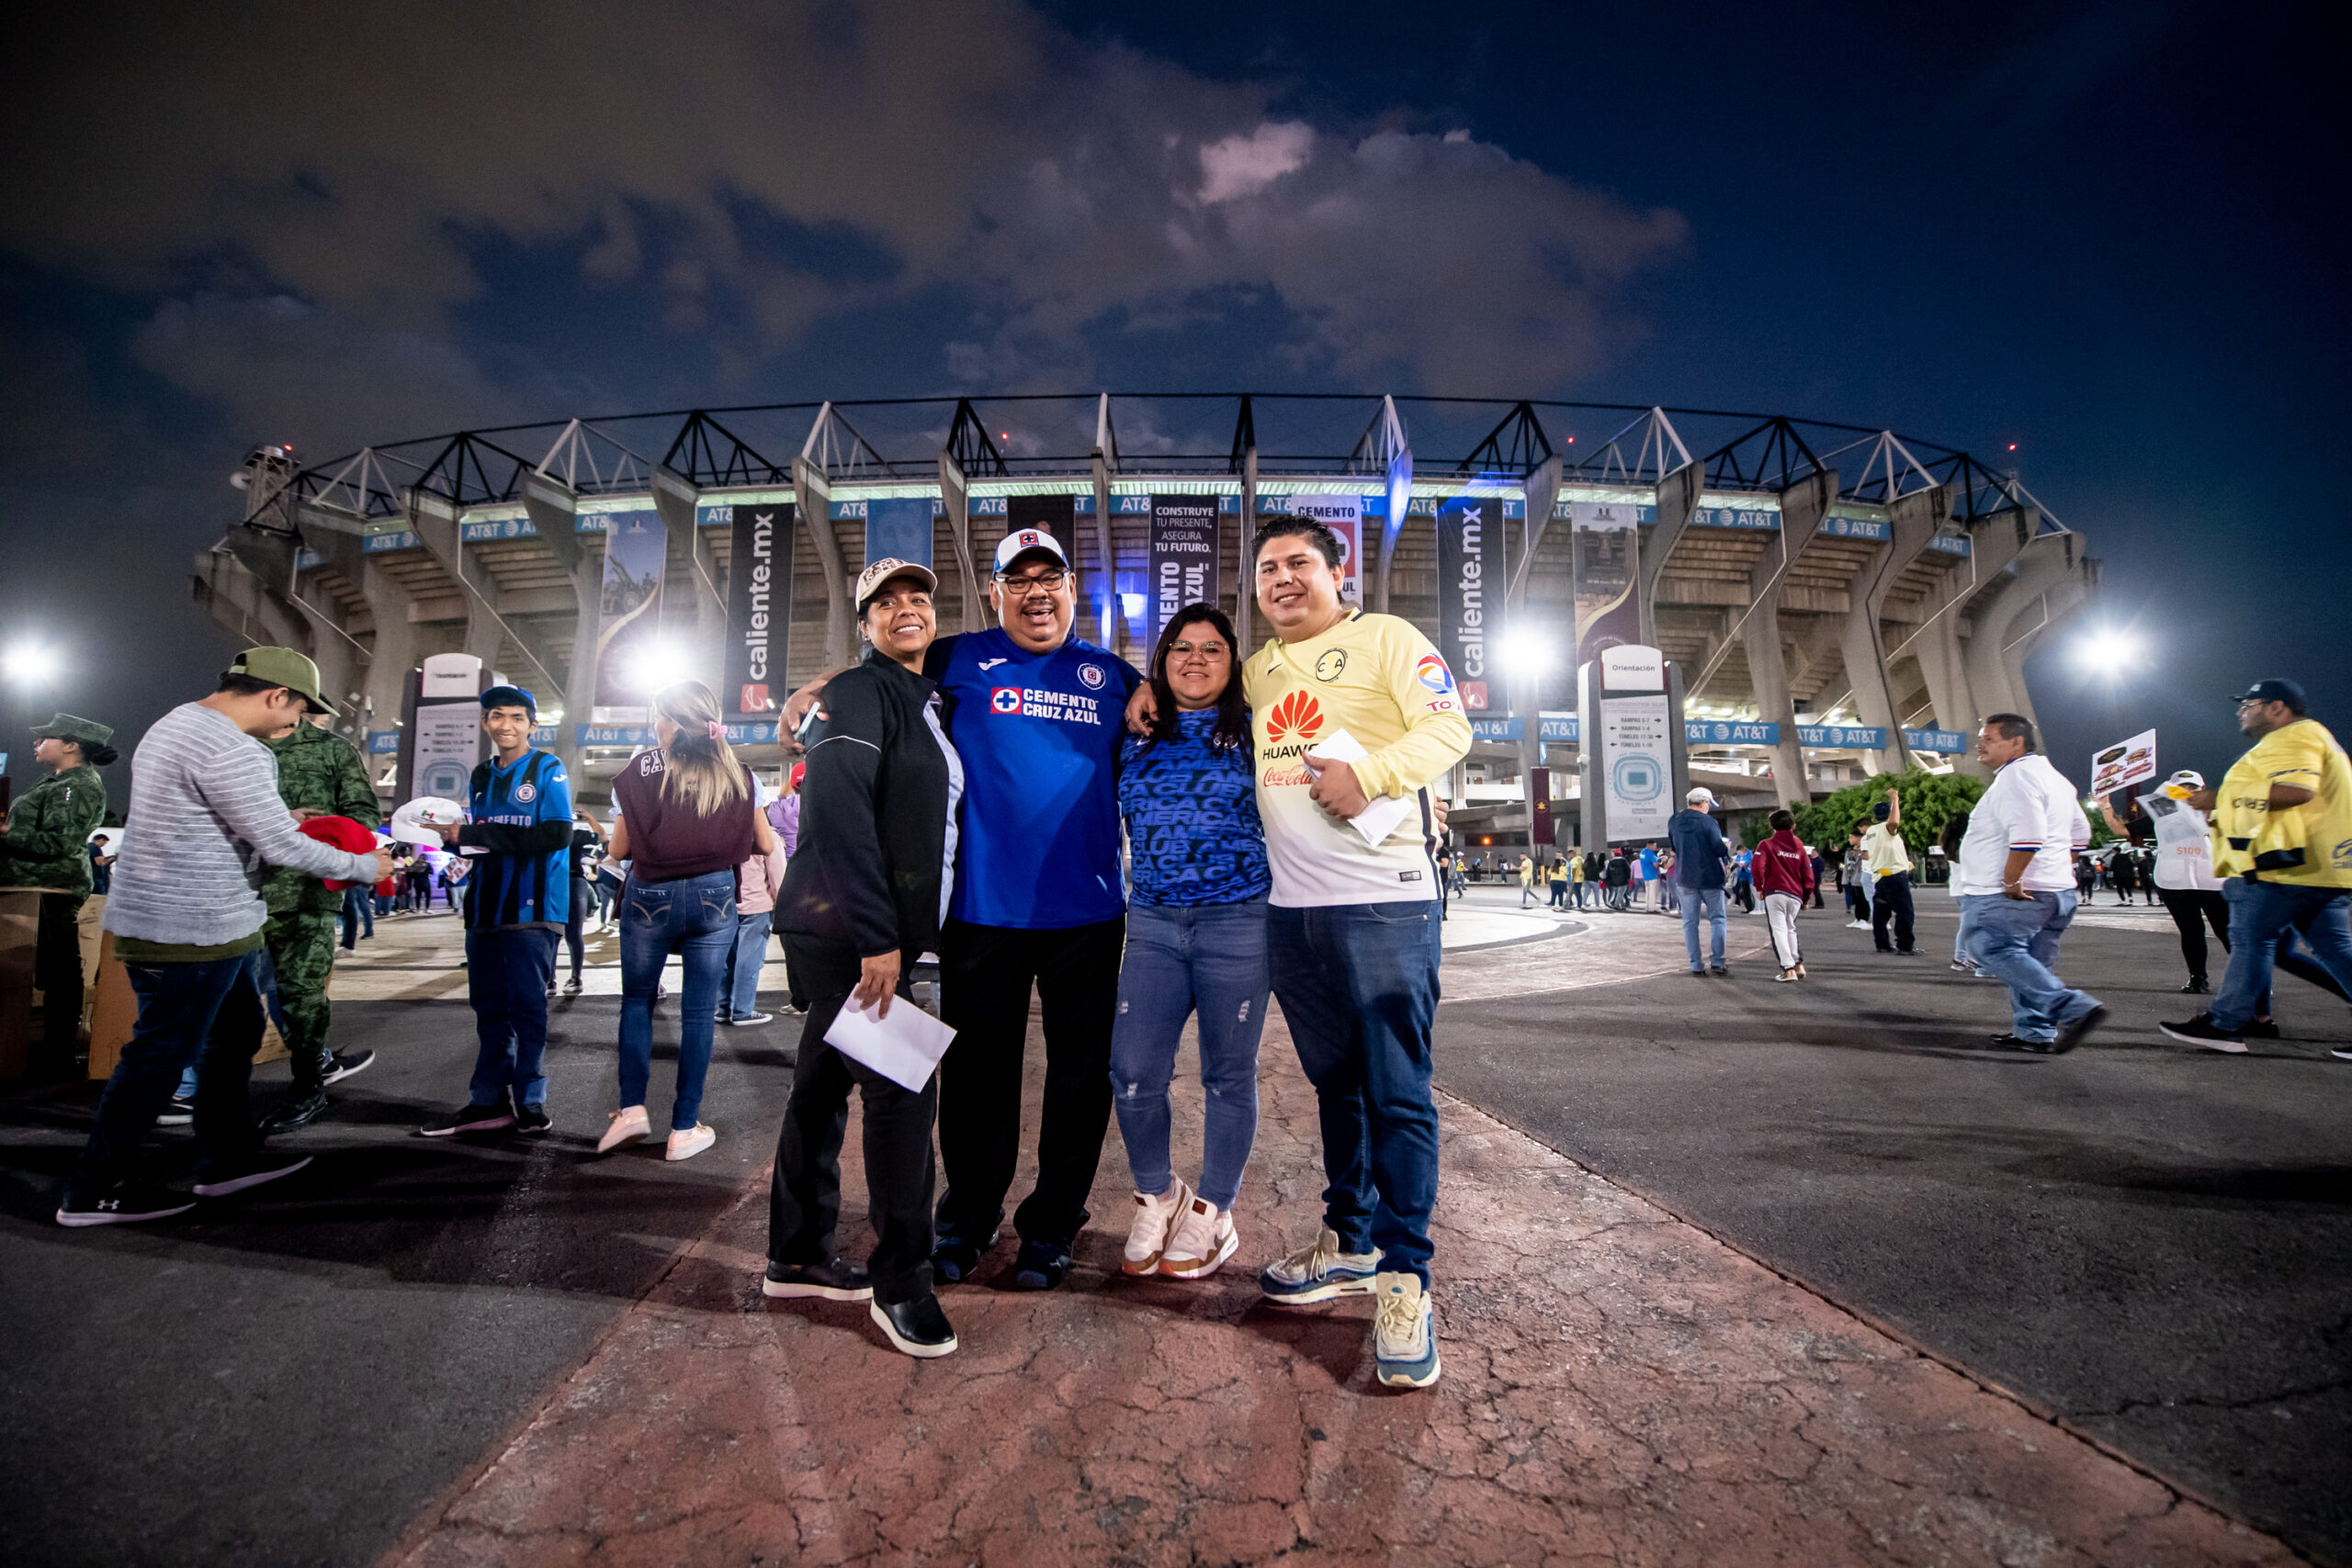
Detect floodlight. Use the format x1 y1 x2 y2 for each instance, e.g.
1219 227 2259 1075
5 641 59 685
1495 627 1555 674
628 642 694 693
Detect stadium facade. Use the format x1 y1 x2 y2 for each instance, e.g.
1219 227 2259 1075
198 394 2095 845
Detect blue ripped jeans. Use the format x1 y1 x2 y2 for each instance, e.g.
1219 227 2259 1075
1108 897 1269 1211
618 870 735 1132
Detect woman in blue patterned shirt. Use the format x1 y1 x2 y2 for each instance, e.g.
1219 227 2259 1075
1113 604 1270 1281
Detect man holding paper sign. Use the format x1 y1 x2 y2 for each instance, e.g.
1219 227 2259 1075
1241 515 1473 1389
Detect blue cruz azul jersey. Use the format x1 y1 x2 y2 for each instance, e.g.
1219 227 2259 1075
1119 711 1270 907
464 748 572 928
926 628 1141 929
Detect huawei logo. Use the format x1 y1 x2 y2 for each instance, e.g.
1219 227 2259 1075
1265 690 1324 743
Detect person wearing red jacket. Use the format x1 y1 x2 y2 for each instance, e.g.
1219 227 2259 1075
1752 810 1818 982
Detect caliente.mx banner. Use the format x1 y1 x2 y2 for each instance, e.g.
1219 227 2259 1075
724 502 793 717
1435 493 1506 713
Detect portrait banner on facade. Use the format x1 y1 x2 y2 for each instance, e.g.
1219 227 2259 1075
1286 493 1363 603
864 496 933 570
592 504 668 724
1570 500 1642 668
1435 494 1505 713
1146 494 1220 649
724 503 793 716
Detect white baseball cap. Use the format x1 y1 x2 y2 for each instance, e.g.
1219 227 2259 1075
854 557 937 612
1686 786 1715 805
2163 768 2204 789
993 528 1069 572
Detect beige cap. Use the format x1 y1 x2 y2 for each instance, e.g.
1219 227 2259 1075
854 558 939 613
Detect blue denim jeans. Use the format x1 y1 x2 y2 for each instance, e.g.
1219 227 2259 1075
721 910 774 1019
1109 897 1270 1211
71 950 269 1197
2209 877 2352 1032
619 870 735 1131
342 885 373 946
1679 885 1727 970
1962 890 2098 1043
465 927 559 1107
1268 900 1442 1285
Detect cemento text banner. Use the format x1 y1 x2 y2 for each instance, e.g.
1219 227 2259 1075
1287 494 1363 603
1570 501 1641 668
1436 494 1506 714
725 503 793 716
593 505 667 724
1147 494 1220 650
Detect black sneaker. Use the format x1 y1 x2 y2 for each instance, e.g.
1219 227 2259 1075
192 1151 313 1199
417 1100 516 1136
869 1293 958 1358
321 1049 375 1086
2241 1020 2281 1040
512 1105 552 1135
2051 1004 2107 1054
2159 1013 2246 1054
2179 977 2210 994
562 976 583 995
1987 1032 2047 1051
56 1182 198 1227
258 1090 329 1135
155 1095 195 1127
2330 1044 2352 1061
931 1228 999 1284
763 1258 875 1301
1009 1238 1072 1292
1710 964 1730 977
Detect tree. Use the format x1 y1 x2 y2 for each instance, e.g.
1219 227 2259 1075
1784 769 1986 854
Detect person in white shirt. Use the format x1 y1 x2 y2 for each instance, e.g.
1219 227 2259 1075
1955 713 2106 1053
2106 770 2226 993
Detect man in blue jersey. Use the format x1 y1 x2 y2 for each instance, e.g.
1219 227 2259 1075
417 685 573 1137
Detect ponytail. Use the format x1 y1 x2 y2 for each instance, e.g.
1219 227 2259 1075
650 681 748 818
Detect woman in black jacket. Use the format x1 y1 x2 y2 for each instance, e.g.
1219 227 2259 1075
763 558 966 1359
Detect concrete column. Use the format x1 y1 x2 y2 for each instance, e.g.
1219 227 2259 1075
1509 457 1562 841
192 547 309 651
936 450 980 633
359 562 418 754
1091 453 1117 651
791 457 852 669
1837 484 1950 776
1237 446 1256 649
652 465 724 683
520 473 592 777
1915 615 1974 740
293 528 375 730
1744 469 1834 810
1637 458 1705 649
1962 532 2077 739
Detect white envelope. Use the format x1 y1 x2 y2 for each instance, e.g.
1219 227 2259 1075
1305 728 1418 847
824 992 957 1092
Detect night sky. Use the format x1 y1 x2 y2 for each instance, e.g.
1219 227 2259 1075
3 0 2343 795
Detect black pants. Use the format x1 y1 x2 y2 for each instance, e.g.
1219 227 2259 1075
2157 886 2230 983
34 892 86 1071
1844 880 1869 921
1871 872 1916 953
565 876 591 981
769 934 939 1305
934 916 1124 1251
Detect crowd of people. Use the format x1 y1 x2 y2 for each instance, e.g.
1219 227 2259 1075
12 515 2352 1385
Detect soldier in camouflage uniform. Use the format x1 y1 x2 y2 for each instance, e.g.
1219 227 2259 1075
3 714 119 1077
254 711 382 1132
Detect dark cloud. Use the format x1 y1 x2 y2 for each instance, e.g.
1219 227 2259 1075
7 0 1684 427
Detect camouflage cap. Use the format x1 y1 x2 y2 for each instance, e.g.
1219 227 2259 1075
230 646 338 716
31 712 113 747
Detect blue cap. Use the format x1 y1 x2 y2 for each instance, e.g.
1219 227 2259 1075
2233 678 2306 714
1871 801 1891 820
481 684 536 716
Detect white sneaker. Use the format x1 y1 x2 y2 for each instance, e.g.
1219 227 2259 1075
1373 1272 1440 1388
1159 1197 1238 1279
596 1105 651 1155
1122 1180 1191 1275
1848 919 1873 930
665 1122 716 1161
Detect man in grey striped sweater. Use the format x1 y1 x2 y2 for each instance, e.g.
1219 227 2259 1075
58 647 392 1227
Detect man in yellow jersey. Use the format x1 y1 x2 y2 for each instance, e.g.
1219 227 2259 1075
2161 678 2352 1054
1233 513 1471 1388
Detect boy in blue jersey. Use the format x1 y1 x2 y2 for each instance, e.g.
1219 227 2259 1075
786 527 1141 1291
417 685 573 1137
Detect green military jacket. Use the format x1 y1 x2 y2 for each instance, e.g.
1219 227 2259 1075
0 763 107 897
263 724 383 915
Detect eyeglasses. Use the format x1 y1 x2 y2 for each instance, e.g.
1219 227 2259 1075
1168 640 1229 660
995 569 1067 592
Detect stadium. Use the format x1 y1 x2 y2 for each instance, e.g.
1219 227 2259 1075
200 393 2096 847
